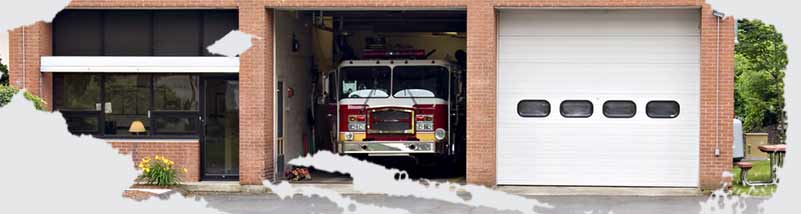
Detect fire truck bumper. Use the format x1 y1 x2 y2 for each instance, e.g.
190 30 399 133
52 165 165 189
339 141 446 155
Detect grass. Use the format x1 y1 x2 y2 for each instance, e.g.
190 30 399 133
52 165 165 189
731 160 777 196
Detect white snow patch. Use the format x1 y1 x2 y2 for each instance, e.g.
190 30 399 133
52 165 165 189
0 92 224 214
206 30 256 57
264 151 553 214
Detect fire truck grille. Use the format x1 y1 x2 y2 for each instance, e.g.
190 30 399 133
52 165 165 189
369 109 412 133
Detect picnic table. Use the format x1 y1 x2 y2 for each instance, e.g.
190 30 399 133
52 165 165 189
758 144 786 183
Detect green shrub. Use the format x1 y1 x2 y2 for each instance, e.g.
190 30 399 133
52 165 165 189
0 85 46 110
137 155 187 186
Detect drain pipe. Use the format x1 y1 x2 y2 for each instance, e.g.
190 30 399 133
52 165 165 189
713 10 725 157
21 25 26 90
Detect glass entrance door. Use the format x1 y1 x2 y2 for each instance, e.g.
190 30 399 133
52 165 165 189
201 77 239 180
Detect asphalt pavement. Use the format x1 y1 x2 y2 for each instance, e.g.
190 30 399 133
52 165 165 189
196 193 769 214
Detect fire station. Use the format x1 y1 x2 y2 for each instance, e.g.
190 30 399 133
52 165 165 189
7 0 735 190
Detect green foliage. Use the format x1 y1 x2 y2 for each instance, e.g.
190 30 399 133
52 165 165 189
137 155 187 186
1 58 8 85
735 19 787 143
0 85 47 110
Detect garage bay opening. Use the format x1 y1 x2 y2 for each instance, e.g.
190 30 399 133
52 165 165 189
274 10 467 183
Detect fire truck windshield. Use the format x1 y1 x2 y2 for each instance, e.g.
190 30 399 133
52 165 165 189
392 66 449 99
339 66 391 99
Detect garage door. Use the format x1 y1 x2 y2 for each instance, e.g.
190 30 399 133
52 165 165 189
497 9 700 187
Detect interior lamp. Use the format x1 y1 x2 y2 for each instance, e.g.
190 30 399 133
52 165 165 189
129 120 146 134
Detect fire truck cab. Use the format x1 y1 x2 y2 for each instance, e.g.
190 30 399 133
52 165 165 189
323 58 461 158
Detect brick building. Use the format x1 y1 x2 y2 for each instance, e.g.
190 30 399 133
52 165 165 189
7 0 734 190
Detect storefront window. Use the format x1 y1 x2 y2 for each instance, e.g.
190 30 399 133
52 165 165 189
104 75 152 136
53 74 101 111
54 75 102 134
155 75 199 111
53 74 212 138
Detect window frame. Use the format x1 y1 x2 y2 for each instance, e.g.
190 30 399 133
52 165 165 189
646 100 681 119
602 100 637 118
559 100 594 118
54 73 201 139
517 100 551 118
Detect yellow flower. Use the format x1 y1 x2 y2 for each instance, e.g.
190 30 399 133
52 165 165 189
144 168 150 173
182 168 188 173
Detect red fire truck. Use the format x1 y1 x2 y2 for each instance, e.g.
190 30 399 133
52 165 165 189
321 50 464 159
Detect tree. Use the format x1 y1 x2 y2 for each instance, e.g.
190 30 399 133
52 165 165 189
735 19 787 144
0 58 8 85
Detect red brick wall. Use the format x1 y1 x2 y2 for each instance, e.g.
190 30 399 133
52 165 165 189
699 4 736 190
109 141 200 182
8 22 52 110
465 1 497 187
237 5 273 185
7 0 734 188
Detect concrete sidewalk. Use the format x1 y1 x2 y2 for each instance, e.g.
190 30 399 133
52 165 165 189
181 181 702 196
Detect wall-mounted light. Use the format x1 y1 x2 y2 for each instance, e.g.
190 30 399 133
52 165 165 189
712 10 725 18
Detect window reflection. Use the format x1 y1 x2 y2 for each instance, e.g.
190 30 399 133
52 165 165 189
53 74 101 111
155 75 199 111
104 75 151 136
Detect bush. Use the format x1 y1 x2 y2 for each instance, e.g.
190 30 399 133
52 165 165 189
137 155 187 186
0 85 46 110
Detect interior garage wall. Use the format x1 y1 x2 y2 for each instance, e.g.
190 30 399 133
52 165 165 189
275 10 314 169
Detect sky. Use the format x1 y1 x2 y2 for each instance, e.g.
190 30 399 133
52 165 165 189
1 32 8 63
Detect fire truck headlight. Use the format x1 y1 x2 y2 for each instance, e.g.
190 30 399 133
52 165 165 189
344 132 354 141
434 128 447 141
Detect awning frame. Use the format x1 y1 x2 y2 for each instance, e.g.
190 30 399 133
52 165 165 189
40 56 239 73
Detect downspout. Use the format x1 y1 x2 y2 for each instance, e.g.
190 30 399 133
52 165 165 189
713 10 725 157
21 26 26 90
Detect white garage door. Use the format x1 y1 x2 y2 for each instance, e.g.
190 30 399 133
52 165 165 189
497 9 700 187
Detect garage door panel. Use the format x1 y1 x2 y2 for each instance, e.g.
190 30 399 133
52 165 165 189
499 63 700 92
499 10 700 36
499 37 700 64
497 9 700 187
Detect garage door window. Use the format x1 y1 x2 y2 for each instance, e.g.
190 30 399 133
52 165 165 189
646 101 680 118
560 100 593 118
517 100 550 117
603 101 636 118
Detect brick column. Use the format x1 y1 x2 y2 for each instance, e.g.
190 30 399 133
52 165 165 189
699 4 736 190
465 1 497 186
238 5 274 185
8 21 53 110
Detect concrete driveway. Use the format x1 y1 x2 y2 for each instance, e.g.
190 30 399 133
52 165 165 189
197 193 768 214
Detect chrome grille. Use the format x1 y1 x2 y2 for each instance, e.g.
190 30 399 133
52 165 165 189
369 109 412 134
